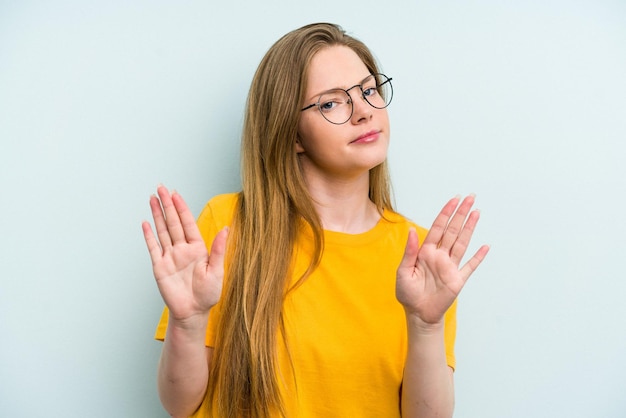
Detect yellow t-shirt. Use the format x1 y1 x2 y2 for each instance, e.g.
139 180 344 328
155 193 457 417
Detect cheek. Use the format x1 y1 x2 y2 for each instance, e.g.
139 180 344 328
296 115 329 154
379 109 390 129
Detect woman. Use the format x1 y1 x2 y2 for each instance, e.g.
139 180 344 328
142 22 489 418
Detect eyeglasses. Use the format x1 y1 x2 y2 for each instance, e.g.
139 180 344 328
300 73 393 125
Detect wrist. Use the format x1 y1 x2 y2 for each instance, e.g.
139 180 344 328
405 312 445 336
167 311 210 335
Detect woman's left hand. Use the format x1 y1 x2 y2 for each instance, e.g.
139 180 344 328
396 195 490 324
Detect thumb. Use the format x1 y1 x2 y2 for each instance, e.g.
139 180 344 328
398 228 419 273
208 226 229 272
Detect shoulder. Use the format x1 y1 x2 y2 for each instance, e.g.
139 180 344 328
198 192 240 228
383 210 429 245
206 193 239 212
383 209 428 235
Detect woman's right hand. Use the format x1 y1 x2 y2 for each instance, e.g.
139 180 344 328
142 185 229 326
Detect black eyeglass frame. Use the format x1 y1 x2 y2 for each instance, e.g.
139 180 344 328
300 73 393 125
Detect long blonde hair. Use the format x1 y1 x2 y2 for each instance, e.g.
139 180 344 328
207 23 394 418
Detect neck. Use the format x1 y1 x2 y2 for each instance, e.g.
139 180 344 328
304 171 381 234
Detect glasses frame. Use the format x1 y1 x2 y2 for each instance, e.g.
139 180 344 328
300 73 393 125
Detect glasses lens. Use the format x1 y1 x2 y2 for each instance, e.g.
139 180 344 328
362 74 393 109
318 89 352 124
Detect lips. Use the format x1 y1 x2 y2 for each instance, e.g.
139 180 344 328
351 130 380 144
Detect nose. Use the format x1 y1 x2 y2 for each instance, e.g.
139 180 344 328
350 91 373 123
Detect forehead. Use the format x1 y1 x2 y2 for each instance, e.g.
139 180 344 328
306 46 370 94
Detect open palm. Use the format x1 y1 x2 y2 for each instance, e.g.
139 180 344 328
396 195 489 324
142 186 228 322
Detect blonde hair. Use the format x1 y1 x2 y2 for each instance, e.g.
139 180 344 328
207 23 394 417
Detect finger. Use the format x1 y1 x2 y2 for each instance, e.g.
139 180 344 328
207 226 230 276
149 193 172 249
398 228 420 272
422 196 460 248
439 194 475 251
449 208 482 263
141 220 163 263
157 185 187 244
460 244 490 280
171 191 204 243
449 208 480 265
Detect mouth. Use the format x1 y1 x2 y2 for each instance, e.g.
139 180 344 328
350 130 381 144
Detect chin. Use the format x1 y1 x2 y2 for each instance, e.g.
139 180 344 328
363 155 388 172
367 147 389 169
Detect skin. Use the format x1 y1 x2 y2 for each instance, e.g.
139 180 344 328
296 46 390 233
397 194 489 418
142 187 226 417
142 45 489 418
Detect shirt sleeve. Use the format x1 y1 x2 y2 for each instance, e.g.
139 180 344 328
443 298 457 370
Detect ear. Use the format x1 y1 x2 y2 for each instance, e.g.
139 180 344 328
295 135 305 154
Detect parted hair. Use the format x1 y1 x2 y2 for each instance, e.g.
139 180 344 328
207 22 394 418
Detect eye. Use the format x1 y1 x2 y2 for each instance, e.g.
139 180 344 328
318 90 349 113
362 87 378 98
319 100 338 112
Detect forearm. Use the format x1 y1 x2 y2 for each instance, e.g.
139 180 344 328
158 313 211 418
401 314 454 418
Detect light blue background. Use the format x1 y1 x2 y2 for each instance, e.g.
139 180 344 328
1 1 624 416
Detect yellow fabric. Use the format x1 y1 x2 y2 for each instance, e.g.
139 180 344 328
155 193 457 417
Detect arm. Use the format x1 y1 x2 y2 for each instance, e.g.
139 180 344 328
401 316 455 417
396 195 489 418
142 186 228 417
157 318 212 417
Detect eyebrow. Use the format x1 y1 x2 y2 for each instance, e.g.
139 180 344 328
306 73 373 102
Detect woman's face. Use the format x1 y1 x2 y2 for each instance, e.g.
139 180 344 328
296 45 390 181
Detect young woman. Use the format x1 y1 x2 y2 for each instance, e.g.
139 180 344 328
142 22 489 418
